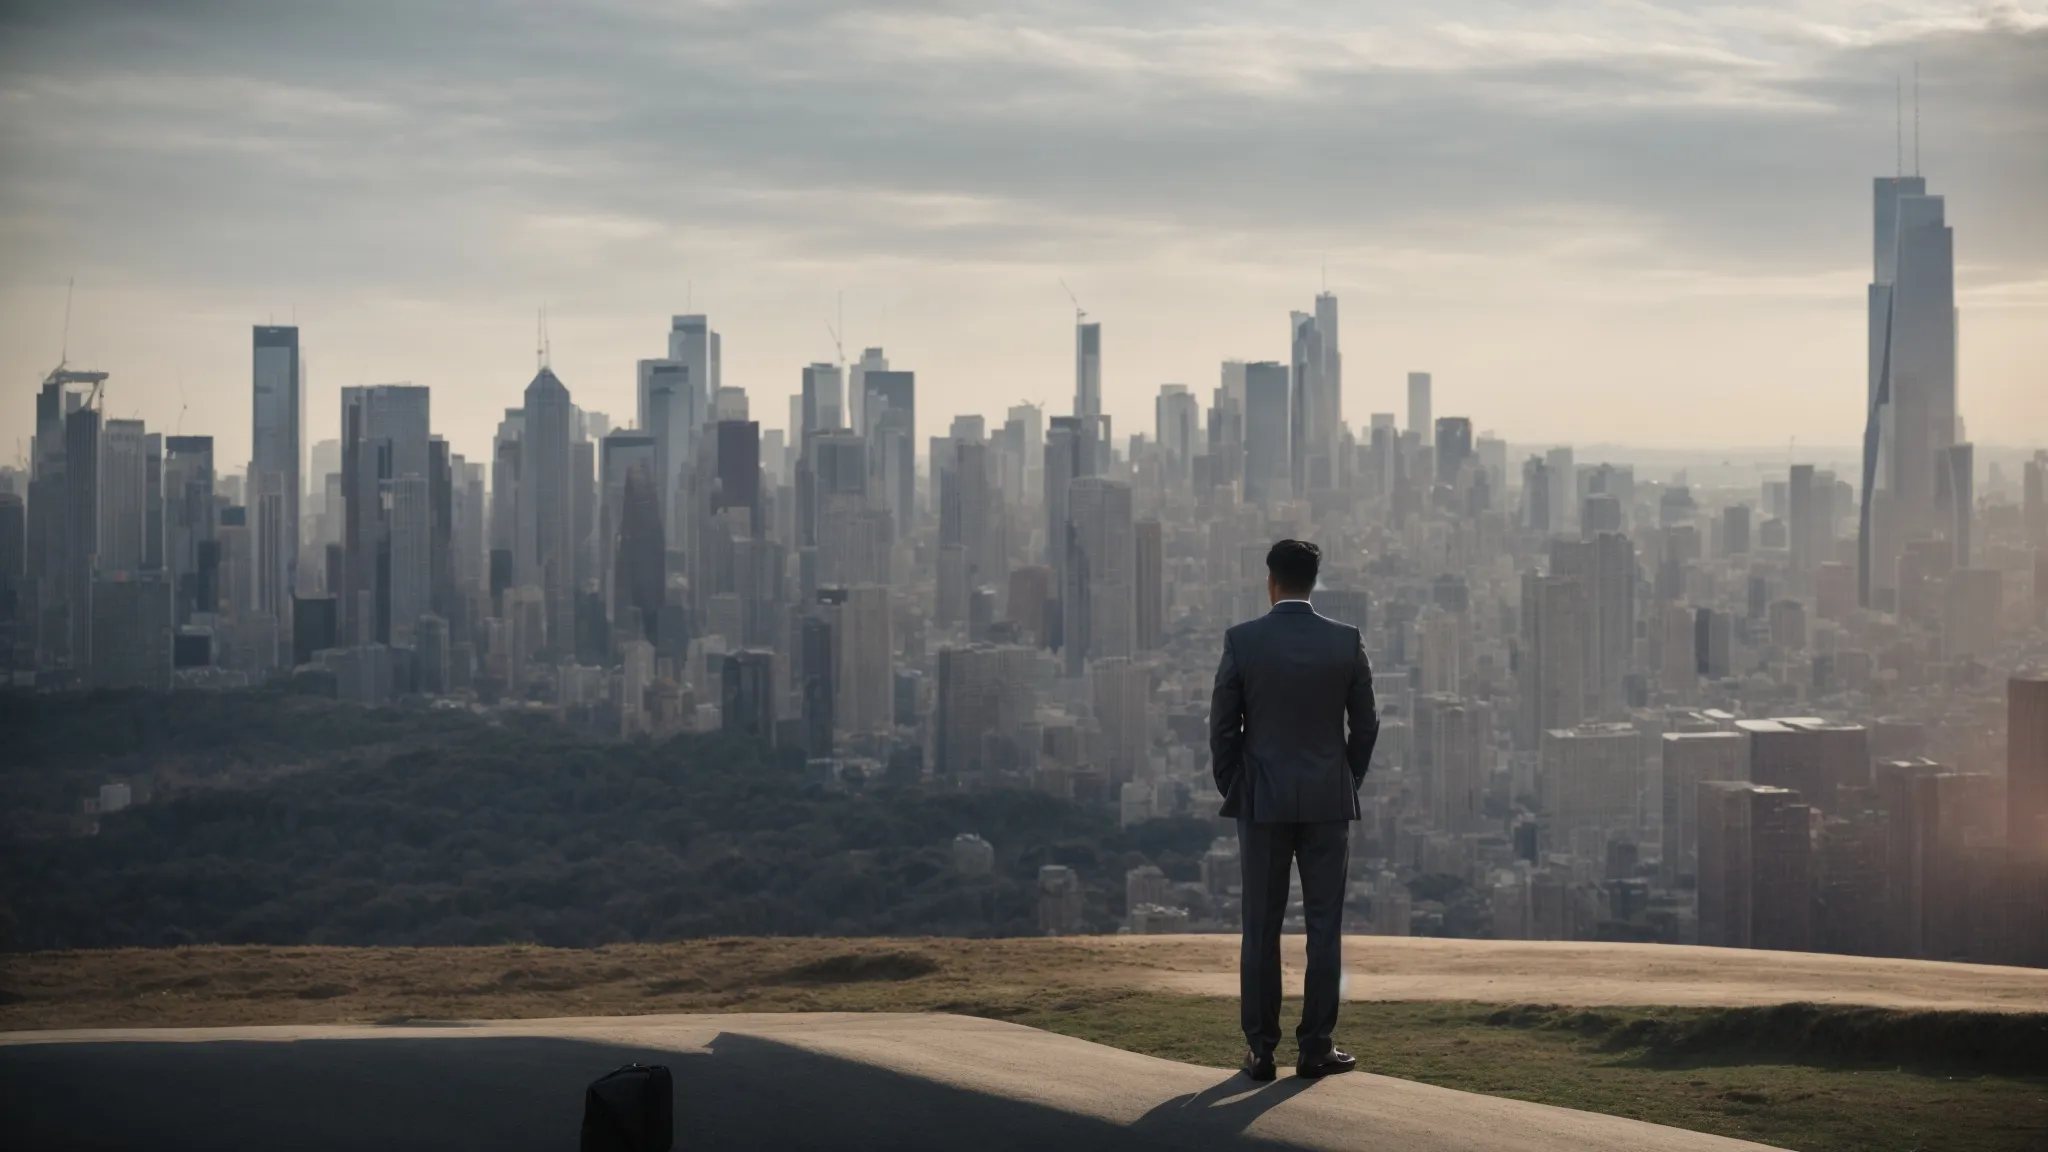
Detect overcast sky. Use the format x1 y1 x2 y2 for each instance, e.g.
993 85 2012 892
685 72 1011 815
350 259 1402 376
2 1 2042 471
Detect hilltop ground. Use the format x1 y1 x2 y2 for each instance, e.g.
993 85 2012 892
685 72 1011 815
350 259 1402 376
5 935 2045 1152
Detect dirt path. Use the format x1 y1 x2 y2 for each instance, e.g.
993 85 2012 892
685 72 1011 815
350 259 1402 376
5 935 2044 1031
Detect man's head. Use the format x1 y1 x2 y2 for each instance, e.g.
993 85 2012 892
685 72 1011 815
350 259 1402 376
1265 539 1321 604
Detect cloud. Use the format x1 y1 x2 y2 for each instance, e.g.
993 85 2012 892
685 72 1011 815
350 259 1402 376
0 0 2042 458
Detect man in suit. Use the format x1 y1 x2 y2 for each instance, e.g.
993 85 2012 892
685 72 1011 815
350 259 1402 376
1209 539 1379 1081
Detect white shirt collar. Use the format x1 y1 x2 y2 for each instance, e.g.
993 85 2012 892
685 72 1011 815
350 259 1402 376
1275 599 1313 606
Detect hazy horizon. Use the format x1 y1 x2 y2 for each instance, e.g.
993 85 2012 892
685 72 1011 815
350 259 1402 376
2 1 2044 468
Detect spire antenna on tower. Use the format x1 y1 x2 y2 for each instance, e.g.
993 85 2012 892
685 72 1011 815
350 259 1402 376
60 276 74 366
1913 60 1921 176
1894 74 1903 178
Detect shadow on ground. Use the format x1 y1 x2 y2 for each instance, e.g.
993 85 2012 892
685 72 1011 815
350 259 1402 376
0 1031 1320 1151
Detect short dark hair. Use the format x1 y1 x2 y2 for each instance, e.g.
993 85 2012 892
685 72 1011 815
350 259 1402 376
1266 539 1321 596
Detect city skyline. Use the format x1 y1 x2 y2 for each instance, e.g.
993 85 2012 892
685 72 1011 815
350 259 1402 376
3 3 2045 467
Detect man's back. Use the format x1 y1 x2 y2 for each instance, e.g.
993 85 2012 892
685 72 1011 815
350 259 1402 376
1210 600 1378 823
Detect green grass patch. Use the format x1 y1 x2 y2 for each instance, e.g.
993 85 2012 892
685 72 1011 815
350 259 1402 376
972 993 2048 1152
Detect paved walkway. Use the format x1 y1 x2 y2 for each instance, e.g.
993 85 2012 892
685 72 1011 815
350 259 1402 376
2 1012 1773 1150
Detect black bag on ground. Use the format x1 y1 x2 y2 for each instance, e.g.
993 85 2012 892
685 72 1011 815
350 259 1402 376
580 1062 673 1152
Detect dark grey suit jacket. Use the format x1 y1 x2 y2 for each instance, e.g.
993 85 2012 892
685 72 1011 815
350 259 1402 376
1209 600 1380 822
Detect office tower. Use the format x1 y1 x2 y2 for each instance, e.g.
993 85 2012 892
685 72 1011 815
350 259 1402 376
713 420 763 536
1517 572 1586 747
1091 656 1149 784
799 607 836 756
636 358 691 529
721 648 775 740
1044 416 1082 625
1433 417 1472 488
1697 782 1813 951
1134 517 1163 650
604 434 664 646
1860 175 1957 609
98 419 148 574
1074 320 1101 418
835 584 892 736
519 366 575 655
143 433 163 572
1406 372 1432 437
1242 361 1289 506
801 362 843 444
1788 464 1817 572
89 570 173 689
1004 403 1044 504
1549 532 1635 717
860 368 915 538
1007 565 1054 646
1541 723 1640 850
1154 385 1198 494
63 397 102 667
1944 442 1973 568
1289 310 1325 495
1066 476 1134 668
847 347 888 447
1521 456 1551 532
2012 675 2048 863
488 407 523 605
1737 718 1869 816
163 437 216 624
668 315 715 437
1314 291 1342 483
251 326 301 621
1418 693 1485 836
1722 504 1751 557
387 475 431 647
935 644 998 776
339 385 431 646
1545 446 1575 535
1661 731 1747 885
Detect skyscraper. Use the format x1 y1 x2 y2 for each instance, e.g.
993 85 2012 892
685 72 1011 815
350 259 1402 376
1697 781 1813 951
251 326 301 615
1860 174 1957 610
801 362 844 444
97 419 148 574
636 357 692 530
1134 517 1163 651
1406 372 1432 438
1154 385 1198 494
668 314 716 440
1660 731 1746 886
1066 476 1134 669
339 385 431 646
1074 320 1101 418
1518 572 1586 747
1242 361 1289 507
519 367 575 655
861 368 915 539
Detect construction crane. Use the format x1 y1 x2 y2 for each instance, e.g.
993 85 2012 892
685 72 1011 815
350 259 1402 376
1059 278 1087 325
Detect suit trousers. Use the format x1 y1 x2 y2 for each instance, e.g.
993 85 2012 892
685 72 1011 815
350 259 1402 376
1237 817 1350 1057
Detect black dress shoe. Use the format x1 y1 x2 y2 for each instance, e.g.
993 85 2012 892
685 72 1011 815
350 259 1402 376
1295 1047 1356 1078
1242 1047 1276 1081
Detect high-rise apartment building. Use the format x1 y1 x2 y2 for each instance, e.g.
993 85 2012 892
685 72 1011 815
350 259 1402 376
1518 572 1586 747
1660 731 1747 885
1698 781 1813 951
